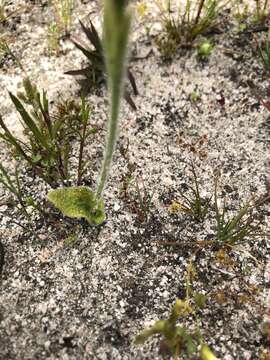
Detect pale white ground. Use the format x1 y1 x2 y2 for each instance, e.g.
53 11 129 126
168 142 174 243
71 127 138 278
0 1 269 359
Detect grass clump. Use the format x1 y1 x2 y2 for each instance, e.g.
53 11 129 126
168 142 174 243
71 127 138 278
51 0 74 36
0 162 46 227
253 0 270 23
0 0 6 23
169 164 211 222
155 0 224 57
121 176 155 222
233 0 270 28
168 165 267 245
214 176 265 245
47 0 74 55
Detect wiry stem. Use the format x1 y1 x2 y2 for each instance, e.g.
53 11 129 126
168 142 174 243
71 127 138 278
194 0 205 26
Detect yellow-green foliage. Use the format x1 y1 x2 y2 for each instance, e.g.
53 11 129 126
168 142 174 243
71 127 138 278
48 187 105 225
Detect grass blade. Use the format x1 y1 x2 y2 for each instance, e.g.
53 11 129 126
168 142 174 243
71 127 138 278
9 92 50 151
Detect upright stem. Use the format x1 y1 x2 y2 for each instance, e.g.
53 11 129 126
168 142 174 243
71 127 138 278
194 0 205 26
95 0 131 199
95 82 121 198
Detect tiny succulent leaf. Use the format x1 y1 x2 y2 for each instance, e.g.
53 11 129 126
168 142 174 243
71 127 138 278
48 186 105 225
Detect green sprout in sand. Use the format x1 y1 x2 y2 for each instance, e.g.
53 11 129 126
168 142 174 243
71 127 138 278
48 0 131 225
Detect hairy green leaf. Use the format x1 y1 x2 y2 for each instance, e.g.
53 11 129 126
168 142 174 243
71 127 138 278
48 186 105 225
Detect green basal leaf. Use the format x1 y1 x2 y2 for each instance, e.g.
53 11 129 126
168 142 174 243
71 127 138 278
48 186 105 225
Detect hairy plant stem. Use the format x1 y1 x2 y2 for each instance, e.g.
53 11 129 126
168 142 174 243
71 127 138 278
95 83 121 198
95 0 131 199
77 101 89 186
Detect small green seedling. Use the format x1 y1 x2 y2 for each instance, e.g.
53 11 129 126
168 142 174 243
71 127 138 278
48 0 131 225
64 232 78 247
122 177 155 222
197 40 214 59
189 90 200 102
200 345 219 360
135 262 217 359
134 300 218 359
134 299 197 358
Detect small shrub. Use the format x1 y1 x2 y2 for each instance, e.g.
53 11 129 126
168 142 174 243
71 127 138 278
155 0 224 57
0 78 96 186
